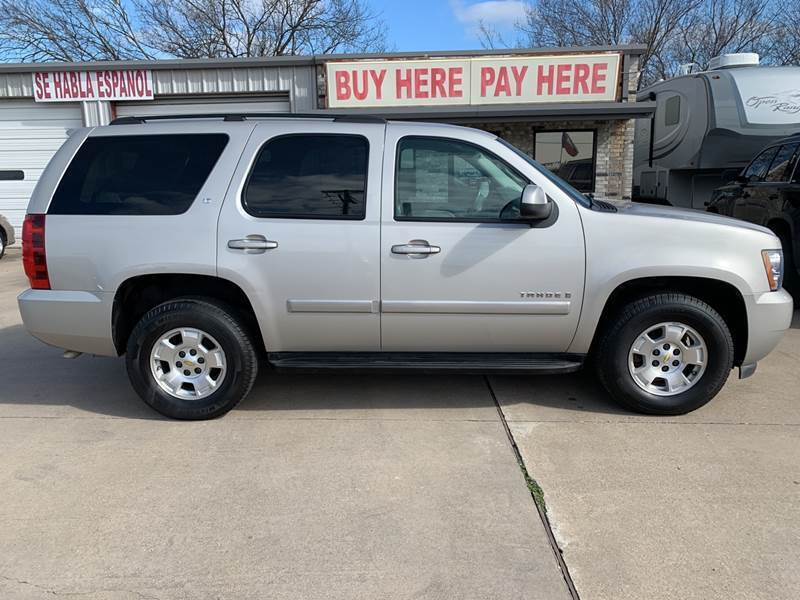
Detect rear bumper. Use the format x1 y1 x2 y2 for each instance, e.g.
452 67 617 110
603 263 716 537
742 288 794 365
17 289 117 356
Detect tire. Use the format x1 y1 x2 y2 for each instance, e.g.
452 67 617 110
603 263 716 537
126 299 258 420
0 229 6 259
596 293 734 415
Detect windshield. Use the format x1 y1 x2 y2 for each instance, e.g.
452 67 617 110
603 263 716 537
497 137 592 208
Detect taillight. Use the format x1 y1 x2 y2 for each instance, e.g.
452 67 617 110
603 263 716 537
22 214 50 290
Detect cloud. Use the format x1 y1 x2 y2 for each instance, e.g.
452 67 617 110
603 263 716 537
450 0 526 29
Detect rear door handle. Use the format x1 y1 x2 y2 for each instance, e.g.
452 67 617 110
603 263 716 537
228 236 278 253
391 240 441 257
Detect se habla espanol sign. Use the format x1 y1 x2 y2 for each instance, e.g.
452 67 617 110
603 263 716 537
326 54 621 108
33 69 154 102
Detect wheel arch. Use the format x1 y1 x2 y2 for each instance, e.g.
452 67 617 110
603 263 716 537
112 273 264 356
587 276 748 367
765 216 793 240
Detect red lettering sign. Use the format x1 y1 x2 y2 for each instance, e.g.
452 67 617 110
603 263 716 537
325 55 619 108
33 69 154 102
591 63 607 94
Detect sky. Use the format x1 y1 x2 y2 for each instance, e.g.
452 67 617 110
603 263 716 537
375 0 526 52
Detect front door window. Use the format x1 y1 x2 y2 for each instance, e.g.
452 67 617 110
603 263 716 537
395 137 527 221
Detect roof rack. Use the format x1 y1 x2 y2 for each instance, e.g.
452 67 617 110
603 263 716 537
109 113 387 125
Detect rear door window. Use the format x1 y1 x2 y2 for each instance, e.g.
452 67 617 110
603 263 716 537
743 146 779 182
49 134 228 215
242 134 369 219
764 143 799 182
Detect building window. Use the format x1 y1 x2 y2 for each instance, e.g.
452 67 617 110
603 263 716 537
533 130 596 192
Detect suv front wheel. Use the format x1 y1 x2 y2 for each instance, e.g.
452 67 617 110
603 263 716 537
126 299 258 419
597 293 734 415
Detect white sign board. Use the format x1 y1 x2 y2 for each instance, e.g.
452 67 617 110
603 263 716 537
33 69 154 102
326 54 620 108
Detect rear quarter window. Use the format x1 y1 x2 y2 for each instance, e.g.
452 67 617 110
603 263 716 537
48 134 228 215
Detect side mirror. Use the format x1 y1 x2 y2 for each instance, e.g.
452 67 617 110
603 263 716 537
734 174 749 185
519 184 553 220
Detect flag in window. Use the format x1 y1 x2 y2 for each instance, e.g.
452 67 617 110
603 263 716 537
561 132 579 157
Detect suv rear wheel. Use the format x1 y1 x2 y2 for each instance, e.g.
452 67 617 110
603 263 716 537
126 299 258 419
596 293 734 415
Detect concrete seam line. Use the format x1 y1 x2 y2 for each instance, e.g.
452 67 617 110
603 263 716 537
483 376 580 600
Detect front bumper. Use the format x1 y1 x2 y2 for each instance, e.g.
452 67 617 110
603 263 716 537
741 288 794 366
17 289 117 356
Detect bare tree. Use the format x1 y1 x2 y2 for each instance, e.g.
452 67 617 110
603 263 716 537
476 19 510 50
665 0 777 74
516 0 702 87
772 2 800 65
628 0 702 83
517 0 636 48
0 0 388 62
515 0 787 87
0 0 156 61
135 0 389 58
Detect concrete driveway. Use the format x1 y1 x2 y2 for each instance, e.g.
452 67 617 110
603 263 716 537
0 248 569 599
1 247 798 599
492 313 800 599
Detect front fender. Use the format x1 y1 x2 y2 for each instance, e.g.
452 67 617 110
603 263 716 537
568 207 777 354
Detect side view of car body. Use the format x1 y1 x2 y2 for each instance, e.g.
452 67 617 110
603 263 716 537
0 213 14 259
17 115 794 419
707 134 800 297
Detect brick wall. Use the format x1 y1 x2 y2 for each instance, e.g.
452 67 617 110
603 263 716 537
469 118 635 200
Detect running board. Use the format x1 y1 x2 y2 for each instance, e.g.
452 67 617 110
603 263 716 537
267 352 584 374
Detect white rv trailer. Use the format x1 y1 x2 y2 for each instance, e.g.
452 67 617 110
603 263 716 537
633 54 800 209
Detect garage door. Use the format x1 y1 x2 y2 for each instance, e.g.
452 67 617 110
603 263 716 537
0 100 83 241
115 95 291 119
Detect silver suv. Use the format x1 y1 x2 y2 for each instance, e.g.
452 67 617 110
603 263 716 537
17 115 794 419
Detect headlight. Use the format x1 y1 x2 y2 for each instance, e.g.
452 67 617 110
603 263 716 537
761 249 783 291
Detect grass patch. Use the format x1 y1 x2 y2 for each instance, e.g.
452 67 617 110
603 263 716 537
518 457 547 514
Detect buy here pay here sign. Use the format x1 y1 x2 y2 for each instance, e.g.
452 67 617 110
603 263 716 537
327 54 621 108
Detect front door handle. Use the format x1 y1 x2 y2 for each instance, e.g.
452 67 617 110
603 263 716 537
391 239 441 257
228 236 278 253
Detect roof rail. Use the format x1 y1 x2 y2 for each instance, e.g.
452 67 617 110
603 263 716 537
109 113 387 125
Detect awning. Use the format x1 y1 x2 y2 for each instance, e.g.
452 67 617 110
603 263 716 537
318 101 656 122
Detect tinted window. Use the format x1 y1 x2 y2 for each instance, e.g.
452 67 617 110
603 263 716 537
395 137 527 221
764 143 799 182
534 130 595 192
664 95 681 126
50 134 228 215
243 135 368 219
743 146 779 182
